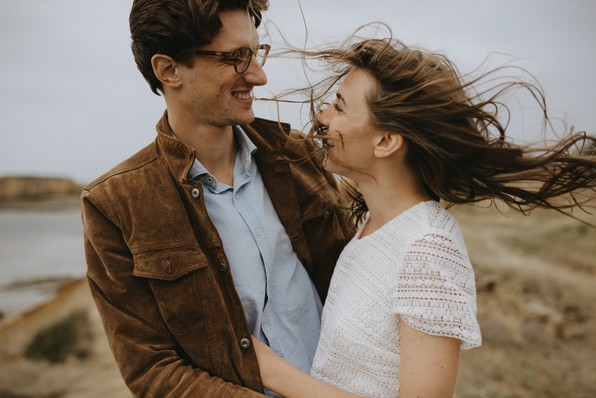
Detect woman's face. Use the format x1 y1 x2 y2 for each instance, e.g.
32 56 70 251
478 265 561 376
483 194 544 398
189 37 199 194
316 68 380 178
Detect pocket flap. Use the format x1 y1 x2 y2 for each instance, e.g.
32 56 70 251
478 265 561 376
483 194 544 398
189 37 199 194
133 245 208 281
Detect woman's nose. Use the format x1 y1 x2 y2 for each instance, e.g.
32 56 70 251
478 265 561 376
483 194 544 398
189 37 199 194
316 107 330 127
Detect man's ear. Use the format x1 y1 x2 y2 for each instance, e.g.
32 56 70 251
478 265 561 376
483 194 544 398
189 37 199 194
373 132 404 159
151 54 182 89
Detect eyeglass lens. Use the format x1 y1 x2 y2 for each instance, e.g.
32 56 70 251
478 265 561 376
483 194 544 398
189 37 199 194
236 46 267 73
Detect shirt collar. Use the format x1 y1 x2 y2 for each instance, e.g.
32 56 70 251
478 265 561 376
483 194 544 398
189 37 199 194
188 125 257 182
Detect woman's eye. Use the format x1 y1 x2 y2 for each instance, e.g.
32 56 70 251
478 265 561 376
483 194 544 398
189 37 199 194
333 103 343 112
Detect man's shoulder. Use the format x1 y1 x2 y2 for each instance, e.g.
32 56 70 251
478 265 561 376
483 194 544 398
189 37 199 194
246 117 316 157
83 141 158 192
249 117 292 134
249 117 309 140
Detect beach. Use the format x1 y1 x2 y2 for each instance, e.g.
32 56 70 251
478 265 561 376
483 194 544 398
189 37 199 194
0 193 595 397
0 195 85 320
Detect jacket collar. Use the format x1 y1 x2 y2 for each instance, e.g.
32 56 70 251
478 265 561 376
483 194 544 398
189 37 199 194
153 110 293 183
154 111 195 183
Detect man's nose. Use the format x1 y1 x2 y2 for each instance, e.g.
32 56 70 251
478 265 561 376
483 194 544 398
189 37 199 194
243 58 268 86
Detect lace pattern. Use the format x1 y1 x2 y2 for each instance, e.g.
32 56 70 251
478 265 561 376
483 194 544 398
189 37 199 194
310 201 481 398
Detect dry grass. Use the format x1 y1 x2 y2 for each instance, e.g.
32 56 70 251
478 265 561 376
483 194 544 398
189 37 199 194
0 280 130 398
454 204 596 398
23 309 93 363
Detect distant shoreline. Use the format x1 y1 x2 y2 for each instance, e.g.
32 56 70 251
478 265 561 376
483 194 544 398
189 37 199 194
0 194 81 212
0 194 85 322
0 176 82 201
0 276 79 324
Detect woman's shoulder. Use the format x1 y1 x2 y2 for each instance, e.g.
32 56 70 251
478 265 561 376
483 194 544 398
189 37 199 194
382 201 457 236
408 201 463 239
386 201 468 258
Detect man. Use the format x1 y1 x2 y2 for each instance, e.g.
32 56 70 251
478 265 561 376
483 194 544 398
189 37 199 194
81 0 353 396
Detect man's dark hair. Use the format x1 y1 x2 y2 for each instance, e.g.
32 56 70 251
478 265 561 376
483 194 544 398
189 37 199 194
130 0 269 95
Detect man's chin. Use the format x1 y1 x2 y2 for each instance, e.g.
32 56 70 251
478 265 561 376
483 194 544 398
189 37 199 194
231 111 256 126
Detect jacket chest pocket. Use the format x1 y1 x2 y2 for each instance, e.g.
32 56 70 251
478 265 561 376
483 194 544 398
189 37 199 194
133 245 210 334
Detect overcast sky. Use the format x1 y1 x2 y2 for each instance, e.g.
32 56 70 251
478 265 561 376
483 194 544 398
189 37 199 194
1 0 595 184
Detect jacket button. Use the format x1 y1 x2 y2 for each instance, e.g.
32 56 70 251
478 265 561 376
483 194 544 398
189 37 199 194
240 337 251 350
192 188 200 198
323 210 331 220
217 262 228 273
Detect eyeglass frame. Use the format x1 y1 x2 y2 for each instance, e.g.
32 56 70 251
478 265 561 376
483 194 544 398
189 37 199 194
193 44 271 74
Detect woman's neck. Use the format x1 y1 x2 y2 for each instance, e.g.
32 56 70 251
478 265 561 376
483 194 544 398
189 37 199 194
357 172 431 237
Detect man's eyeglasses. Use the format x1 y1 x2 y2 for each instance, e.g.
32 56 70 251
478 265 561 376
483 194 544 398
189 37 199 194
194 44 271 74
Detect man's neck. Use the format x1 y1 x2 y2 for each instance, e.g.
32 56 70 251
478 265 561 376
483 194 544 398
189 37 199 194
168 110 238 186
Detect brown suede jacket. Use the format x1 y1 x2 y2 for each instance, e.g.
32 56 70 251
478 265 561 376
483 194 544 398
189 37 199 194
81 114 354 397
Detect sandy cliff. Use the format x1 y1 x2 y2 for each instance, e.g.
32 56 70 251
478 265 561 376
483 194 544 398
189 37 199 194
0 176 82 201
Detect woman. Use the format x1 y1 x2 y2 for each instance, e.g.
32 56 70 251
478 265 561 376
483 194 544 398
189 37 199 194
253 37 596 398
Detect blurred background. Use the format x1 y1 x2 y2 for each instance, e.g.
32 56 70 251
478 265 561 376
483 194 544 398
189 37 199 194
0 1 595 397
1 0 595 184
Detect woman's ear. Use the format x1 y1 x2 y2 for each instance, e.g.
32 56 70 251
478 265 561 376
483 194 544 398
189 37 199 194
373 132 404 158
151 54 182 89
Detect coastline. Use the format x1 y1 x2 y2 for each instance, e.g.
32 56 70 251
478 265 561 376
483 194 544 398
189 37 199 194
0 194 82 212
0 181 131 397
0 180 84 323
0 277 131 398
0 276 80 324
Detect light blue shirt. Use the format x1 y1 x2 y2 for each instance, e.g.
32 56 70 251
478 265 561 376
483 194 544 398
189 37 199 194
188 126 323 378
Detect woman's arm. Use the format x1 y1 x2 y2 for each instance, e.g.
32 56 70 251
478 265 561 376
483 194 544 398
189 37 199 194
253 320 461 398
251 337 362 398
399 320 462 398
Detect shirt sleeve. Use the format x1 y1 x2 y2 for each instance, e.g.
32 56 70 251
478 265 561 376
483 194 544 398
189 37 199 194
391 230 482 349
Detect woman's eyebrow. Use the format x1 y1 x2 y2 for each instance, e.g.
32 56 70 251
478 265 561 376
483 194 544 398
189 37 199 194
336 92 347 106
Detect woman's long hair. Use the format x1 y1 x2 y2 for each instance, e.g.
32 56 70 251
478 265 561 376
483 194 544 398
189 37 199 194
290 34 596 226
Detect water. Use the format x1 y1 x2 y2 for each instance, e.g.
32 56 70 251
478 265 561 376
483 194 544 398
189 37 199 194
0 207 85 319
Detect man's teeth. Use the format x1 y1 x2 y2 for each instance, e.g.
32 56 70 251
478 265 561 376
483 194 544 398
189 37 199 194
233 92 252 100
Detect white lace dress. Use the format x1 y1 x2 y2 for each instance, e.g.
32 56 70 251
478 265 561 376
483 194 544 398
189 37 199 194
310 201 481 398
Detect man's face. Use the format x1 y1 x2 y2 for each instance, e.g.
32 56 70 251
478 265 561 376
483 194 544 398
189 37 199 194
179 9 267 128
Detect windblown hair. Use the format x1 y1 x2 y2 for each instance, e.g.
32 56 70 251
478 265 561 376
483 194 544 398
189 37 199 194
300 37 596 225
129 0 269 95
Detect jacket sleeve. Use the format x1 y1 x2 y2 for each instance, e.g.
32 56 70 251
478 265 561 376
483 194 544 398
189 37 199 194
81 189 266 398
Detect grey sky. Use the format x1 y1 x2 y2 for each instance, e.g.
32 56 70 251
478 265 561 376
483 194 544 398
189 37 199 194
1 0 594 184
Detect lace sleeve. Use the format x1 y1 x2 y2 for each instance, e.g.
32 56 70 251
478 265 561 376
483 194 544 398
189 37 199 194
392 231 481 349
